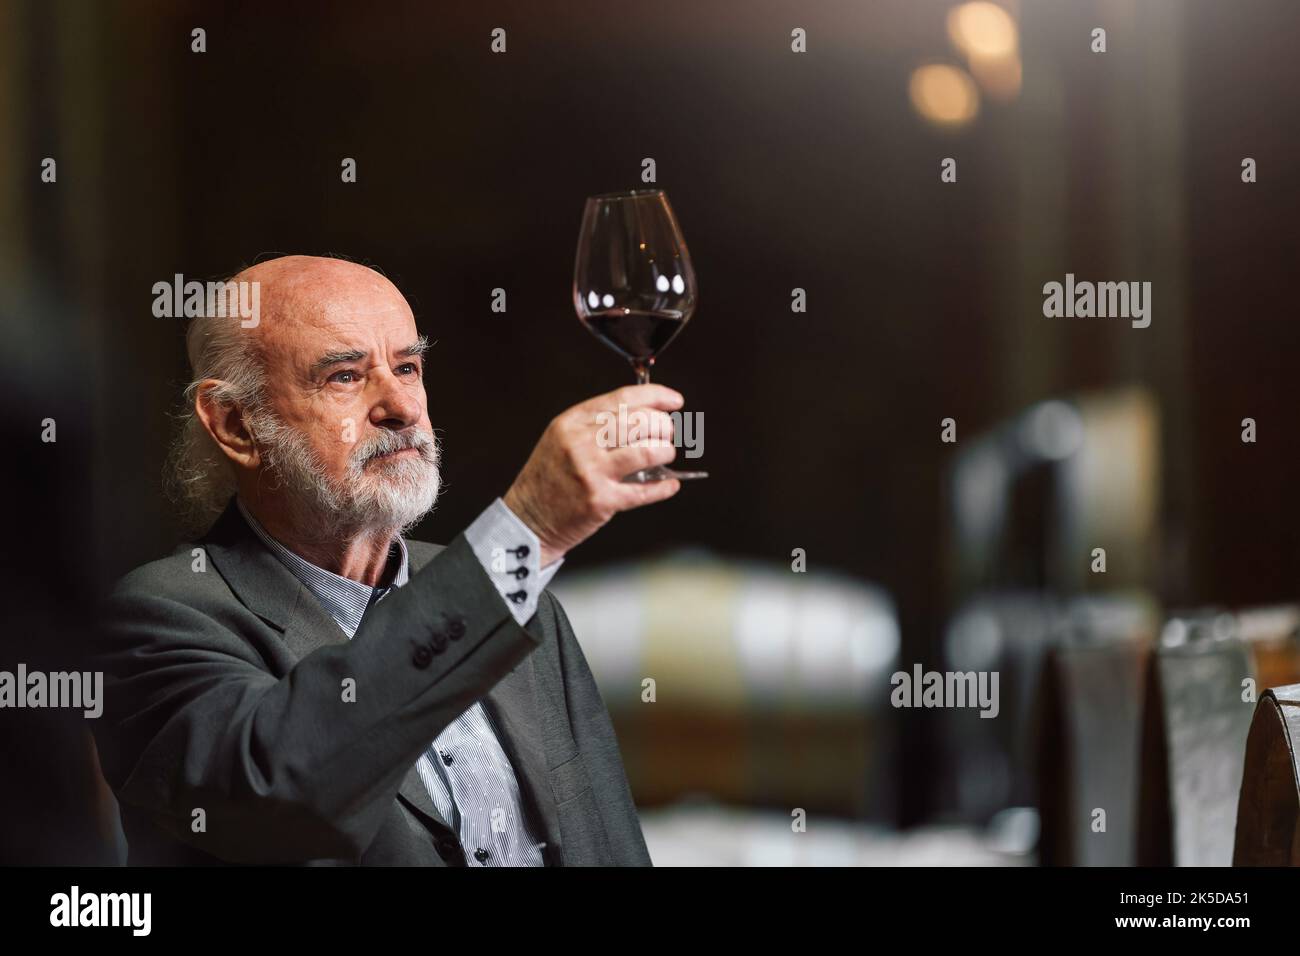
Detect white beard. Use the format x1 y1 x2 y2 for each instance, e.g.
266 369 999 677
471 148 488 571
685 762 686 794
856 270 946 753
249 408 442 539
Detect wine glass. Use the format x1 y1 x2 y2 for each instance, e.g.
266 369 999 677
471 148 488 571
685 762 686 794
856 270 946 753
573 189 707 483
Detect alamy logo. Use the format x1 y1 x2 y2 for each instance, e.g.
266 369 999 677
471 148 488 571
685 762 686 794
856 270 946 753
890 664 1000 718
152 273 260 327
50 886 151 936
595 402 704 459
1042 273 1150 328
0 664 102 718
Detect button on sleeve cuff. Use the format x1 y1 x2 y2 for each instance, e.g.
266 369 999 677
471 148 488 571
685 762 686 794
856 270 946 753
463 497 563 626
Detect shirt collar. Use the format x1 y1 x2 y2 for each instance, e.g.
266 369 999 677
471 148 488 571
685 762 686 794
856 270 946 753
235 497 410 638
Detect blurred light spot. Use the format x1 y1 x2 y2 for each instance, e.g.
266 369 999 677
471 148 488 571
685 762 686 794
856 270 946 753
671 274 685 294
985 807 1039 856
656 274 670 292
909 64 979 127
847 611 901 675
949 3 1021 102
947 608 1002 671
1212 613 1237 641
1019 400 1084 461
948 2 1017 59
1162 618 1188 647
969 52 1022 101
955 444 1007 538
587 291 600 309
601 293 614 308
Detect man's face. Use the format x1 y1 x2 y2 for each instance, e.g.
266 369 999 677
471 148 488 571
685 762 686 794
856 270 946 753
245 259 441 534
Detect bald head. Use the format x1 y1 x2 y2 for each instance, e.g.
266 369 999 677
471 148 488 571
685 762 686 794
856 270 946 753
188 255 412 365
239 254 408 325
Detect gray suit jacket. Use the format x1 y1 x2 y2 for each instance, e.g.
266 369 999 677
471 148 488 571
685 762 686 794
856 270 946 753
89 500 652 866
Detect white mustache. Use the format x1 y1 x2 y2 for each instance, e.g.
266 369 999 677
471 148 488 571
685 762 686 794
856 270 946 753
352 429 437 470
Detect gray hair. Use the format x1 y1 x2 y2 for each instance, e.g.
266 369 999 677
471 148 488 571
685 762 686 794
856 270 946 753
164 305 266 533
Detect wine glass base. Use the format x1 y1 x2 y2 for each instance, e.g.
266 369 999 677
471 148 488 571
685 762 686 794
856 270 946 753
621 465 709 484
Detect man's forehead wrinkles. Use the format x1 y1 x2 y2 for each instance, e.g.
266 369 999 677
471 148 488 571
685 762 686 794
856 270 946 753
296 303 409 336
327 306 403 317
257 279 406 317
263 304 404 342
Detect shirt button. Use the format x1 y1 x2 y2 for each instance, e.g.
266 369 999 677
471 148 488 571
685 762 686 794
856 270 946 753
440 750 453 766
474 847 490 863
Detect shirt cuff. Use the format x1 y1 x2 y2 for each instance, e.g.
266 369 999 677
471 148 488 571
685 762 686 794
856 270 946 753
463 497 564 626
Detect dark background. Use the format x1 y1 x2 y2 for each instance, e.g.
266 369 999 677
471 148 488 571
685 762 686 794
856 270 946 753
3 0 1299 857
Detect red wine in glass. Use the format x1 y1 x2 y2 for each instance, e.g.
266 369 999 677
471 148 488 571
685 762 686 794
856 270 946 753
582 309 686 368
573 189 707 483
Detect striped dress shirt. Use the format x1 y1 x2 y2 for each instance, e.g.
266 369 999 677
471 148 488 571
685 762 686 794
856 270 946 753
236 497 561 866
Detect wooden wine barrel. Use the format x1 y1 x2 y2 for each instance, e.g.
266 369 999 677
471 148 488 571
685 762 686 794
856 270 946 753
550 551 901 819
1234 607 1300 864
1134 605 1300 866
1034 597 1156 866
1137 615 1257 866
1233 684 1300 865
943 592 1060 823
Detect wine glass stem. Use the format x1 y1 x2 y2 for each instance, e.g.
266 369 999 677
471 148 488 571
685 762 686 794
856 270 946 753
633 363 650 385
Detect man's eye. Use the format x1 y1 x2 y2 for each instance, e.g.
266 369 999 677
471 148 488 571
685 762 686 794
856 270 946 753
329 370 359 384
397 363 419 376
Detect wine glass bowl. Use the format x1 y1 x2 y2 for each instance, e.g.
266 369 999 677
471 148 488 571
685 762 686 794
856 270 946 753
573 189 697 383
573 189 707 483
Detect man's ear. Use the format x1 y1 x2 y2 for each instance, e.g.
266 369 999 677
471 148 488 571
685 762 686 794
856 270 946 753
194 380 260 470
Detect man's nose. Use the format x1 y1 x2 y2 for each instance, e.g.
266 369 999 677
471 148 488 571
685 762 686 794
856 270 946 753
368 373 423 429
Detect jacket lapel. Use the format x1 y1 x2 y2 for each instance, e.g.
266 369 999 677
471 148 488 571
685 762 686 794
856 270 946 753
482 659 564 866
395 766 449 834
204 500 458 835
202 499 307 634
407 540 564 865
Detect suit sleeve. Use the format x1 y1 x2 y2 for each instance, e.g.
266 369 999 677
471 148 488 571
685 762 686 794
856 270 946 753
91 533 543 864
542 590 653 866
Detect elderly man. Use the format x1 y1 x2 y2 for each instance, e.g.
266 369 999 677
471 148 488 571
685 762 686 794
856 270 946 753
90 255 683 866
